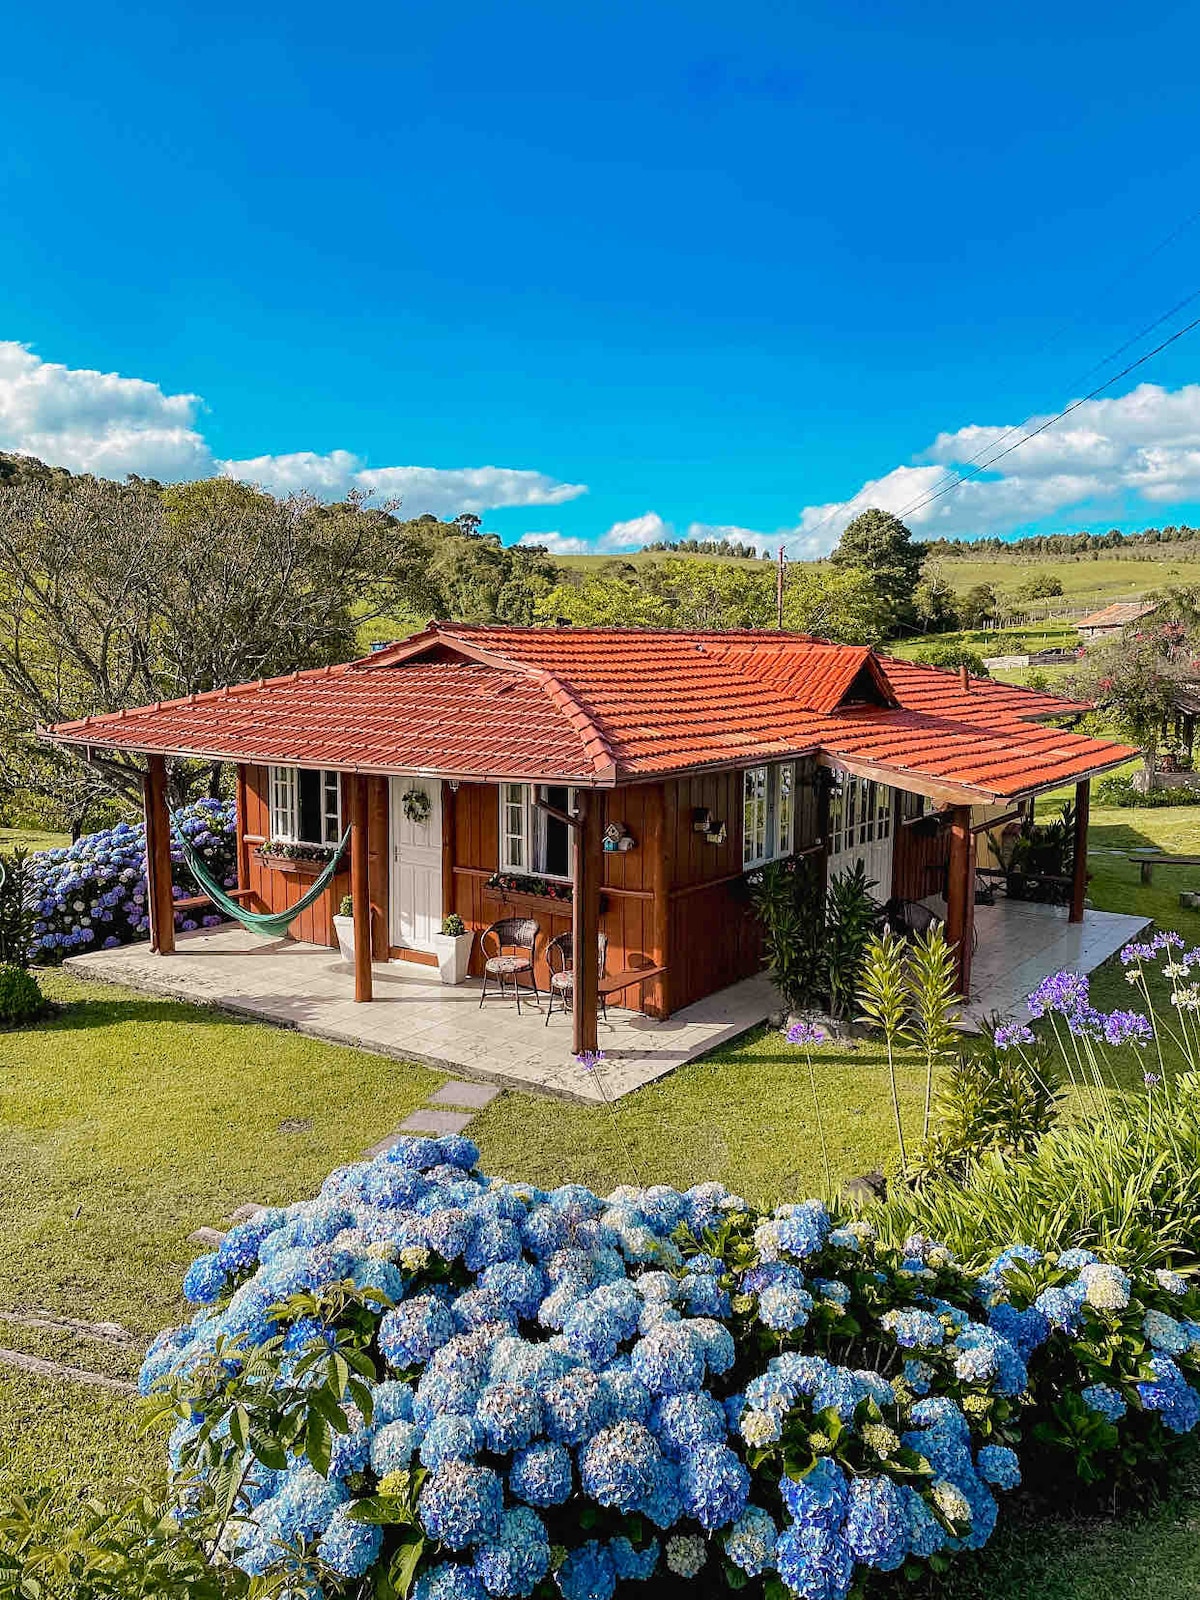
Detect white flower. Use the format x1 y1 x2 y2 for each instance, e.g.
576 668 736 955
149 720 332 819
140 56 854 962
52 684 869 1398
1079 1263 1131 1312
665 1535 707 1578
739 1409 782 1447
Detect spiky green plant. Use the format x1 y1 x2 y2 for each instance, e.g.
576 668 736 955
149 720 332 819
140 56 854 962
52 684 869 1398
902 925 961 1141
858 929 910 1171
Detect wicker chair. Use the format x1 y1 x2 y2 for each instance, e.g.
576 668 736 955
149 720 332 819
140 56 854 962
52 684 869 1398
544 931 609 1026
478 917 542 1012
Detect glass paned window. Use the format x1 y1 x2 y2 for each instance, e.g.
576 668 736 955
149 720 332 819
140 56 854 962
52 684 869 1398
500 783 528 871
499 784 575 878
743 766 769 866
268 765 298 841
268 766 341 845
743 763 795 867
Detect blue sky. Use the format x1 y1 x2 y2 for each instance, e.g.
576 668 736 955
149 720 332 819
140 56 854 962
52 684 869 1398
3 0 1200 555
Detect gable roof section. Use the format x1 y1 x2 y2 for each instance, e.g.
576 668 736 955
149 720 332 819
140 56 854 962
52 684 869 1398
44 622 1138 801
1077 600 1158 629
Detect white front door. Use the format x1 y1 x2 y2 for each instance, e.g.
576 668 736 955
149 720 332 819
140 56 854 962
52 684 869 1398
390 776 443 952
827 773 895 899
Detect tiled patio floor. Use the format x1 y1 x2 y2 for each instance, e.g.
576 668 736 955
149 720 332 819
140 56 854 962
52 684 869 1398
67 927 778 1103
65 902 1149 1100
957 900 1151 1029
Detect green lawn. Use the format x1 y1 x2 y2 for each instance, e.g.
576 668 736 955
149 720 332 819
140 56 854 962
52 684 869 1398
0 824 68 853
3 805 1200 1592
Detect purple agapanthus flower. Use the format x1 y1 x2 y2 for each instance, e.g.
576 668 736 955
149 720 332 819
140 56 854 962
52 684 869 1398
993 1023 1035 1051
786 1021 827 1048
575 1051 606 1075
1102 1010 1153 1047
1026 970 1089 1020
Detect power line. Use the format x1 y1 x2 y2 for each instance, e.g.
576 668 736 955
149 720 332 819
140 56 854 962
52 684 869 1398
894 307 1200 524
798 203 1200 550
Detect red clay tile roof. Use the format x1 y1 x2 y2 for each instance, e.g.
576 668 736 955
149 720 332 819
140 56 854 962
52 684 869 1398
1077 600 1158 629
43 623 1138 801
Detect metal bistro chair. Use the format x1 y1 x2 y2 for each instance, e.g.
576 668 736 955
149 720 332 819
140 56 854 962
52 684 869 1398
479 917 542 1013
544 931 609 1026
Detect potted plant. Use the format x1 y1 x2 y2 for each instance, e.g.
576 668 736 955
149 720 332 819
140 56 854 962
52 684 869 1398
333 894 355 965
432 913 474 985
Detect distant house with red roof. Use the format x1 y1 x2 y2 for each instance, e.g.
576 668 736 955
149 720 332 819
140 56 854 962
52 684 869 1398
42 623 1137 1048
1077 599 1159 640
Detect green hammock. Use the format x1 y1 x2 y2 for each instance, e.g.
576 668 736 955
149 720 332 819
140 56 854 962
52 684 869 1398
170 819 352 939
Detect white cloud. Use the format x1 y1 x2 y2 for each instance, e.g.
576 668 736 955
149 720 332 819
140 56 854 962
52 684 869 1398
598 511 668 551
0 341 213 480
792 382 1200 555
515 531 591 555
0 342 587 517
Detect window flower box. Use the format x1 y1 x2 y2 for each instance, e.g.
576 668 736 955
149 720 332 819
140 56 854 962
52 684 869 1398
485 871 573 904
254 842 340 877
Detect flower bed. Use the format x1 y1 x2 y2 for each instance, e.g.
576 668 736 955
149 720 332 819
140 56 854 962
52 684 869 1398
485 871 573 904
26 797 237 960
141 1135 1200 1599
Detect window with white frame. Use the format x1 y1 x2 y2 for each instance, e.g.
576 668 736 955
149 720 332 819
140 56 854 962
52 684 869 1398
498 784 575 879
268 766 343 846
828 774 893 858
742 762 796 868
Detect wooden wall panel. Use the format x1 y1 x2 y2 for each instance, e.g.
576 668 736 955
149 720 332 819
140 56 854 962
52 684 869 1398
891 792 948 902
240 763 349 949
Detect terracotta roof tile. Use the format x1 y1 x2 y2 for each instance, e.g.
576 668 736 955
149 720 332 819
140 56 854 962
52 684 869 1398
43 622 1138 799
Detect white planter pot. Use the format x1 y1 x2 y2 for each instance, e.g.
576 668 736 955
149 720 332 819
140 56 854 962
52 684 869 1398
433 930 474 985
333 914 355 965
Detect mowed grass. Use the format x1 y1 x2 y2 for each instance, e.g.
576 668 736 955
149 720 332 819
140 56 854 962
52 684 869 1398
3 805 1200 1592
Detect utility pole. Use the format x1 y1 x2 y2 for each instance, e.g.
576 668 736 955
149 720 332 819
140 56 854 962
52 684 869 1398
776 544 786 629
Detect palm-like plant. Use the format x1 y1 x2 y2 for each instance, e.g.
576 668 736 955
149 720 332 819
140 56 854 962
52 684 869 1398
903 925 961 1142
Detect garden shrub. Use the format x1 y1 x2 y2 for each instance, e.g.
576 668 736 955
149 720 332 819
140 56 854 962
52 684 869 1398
0 847 34 966
25 797 236 961
1095 773 1200 807
138 1133 1200 1600
0 962 43 1027
914 1037 1063 1183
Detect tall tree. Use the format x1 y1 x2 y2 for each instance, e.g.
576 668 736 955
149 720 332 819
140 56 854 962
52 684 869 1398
781 566 888 644
0 470 440 812
1070 604 1200 782
829 508 924 634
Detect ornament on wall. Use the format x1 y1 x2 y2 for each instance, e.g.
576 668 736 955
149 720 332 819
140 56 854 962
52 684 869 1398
704 820 728 845
603 821 636 853
401 787 432 825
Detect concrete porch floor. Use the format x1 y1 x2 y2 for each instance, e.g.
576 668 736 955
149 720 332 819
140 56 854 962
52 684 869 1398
957 900 1150 1029
66 926 778 1103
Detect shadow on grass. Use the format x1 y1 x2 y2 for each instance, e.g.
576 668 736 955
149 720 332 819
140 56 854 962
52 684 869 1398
32 994 256 1034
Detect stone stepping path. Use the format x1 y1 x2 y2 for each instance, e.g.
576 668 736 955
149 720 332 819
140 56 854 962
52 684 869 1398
0 1309 141 1394
363 1079 502 1158
430 1081 501 1110
0 1309 137 1348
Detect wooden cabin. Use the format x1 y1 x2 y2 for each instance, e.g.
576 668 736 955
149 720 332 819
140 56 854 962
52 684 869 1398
44 624 1137 1052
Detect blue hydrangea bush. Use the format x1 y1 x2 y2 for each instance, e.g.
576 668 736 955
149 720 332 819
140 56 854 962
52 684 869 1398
26 797 236 960
140 1135 1200 1600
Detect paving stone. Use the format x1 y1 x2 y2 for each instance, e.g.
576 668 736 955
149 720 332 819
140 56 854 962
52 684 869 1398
0 1345 136 1394
398 1108 476 1135
229 1202 268 1224
189 1226 226 1247
430 1080 502 1110
363 1133 406 1158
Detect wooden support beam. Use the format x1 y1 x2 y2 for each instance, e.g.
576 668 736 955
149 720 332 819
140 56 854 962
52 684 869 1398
645 782 672 1020
1070 778 1090 924
234 763 250 892
572 790 603 1055
441 781 457 923
944 803 974 996
142 754 175 955
351 775 373 1002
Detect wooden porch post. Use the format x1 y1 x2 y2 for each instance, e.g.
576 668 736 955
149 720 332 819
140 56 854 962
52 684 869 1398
1070 778 1090 924
142 754 175 955
646 782 672 1020
351 774 373 1001
234 763 251 892
441 781 457 923
572 789 602 1055
815 767 832 900
944 803 974 996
